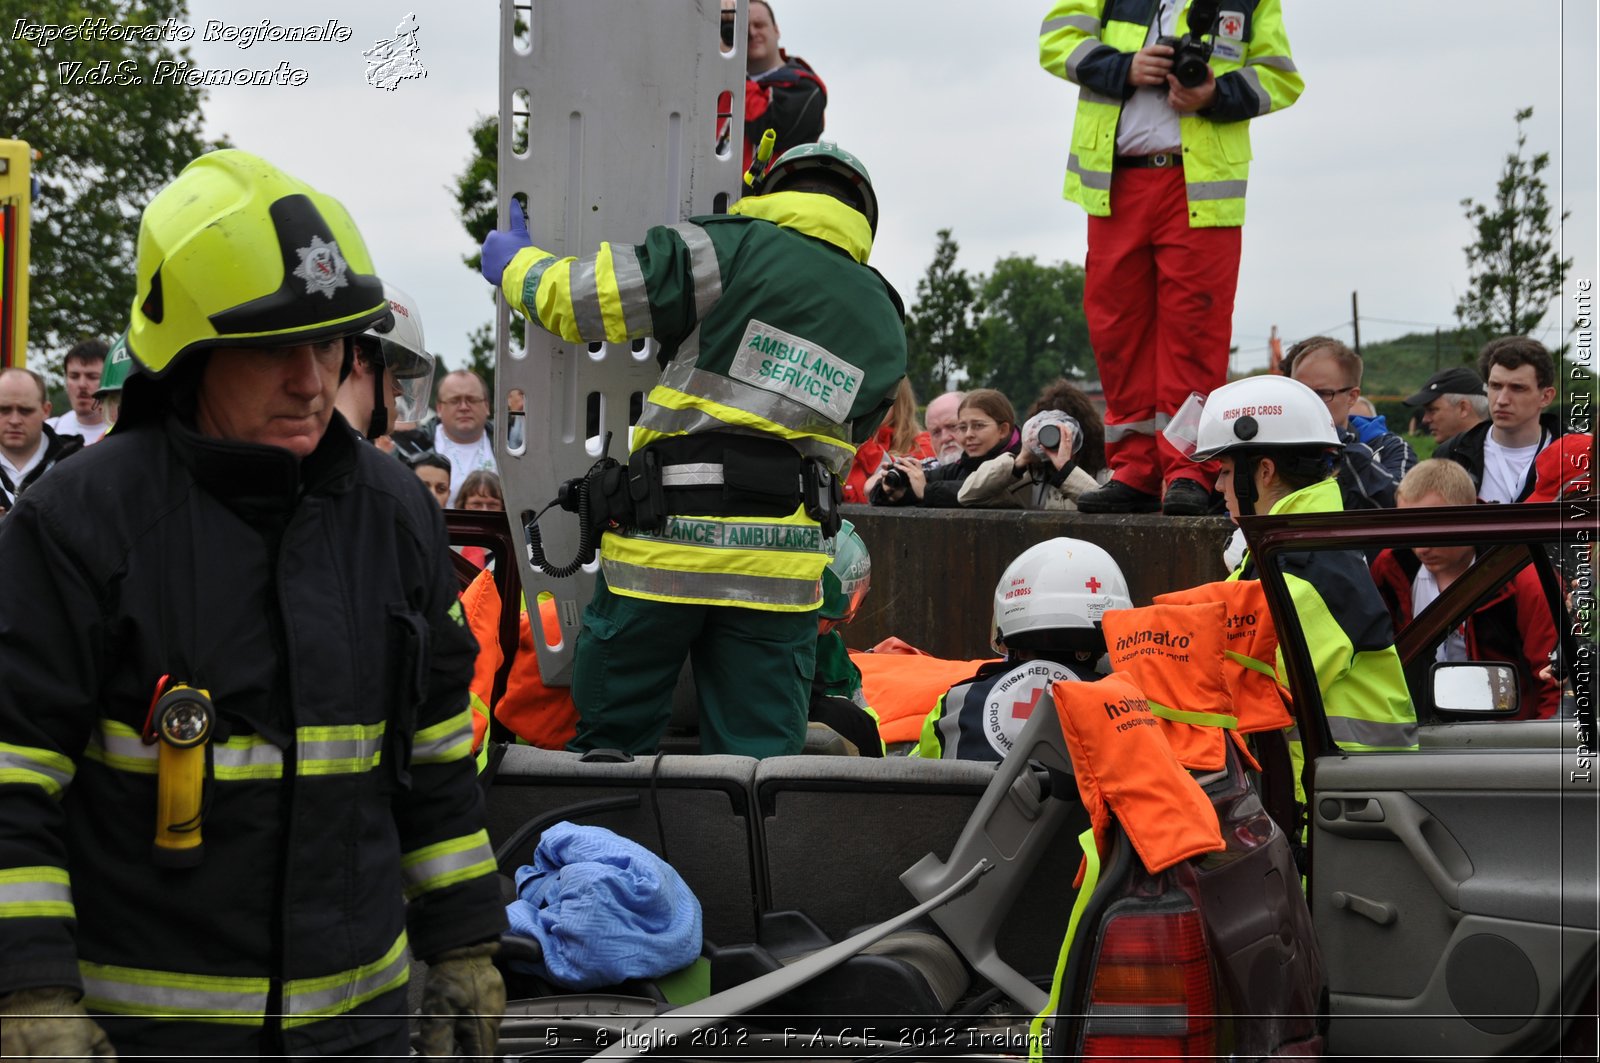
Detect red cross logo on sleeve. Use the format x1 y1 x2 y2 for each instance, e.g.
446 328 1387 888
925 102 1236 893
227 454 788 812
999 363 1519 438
1085 576 1102 593
1222 16 1242 35
1012 686 1044 721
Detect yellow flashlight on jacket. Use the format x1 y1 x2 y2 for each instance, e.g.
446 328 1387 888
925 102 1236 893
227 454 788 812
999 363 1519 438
743 128 778 187
150 684 214 868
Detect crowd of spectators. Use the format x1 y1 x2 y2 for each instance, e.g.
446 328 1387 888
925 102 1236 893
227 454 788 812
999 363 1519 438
7 330 1586 529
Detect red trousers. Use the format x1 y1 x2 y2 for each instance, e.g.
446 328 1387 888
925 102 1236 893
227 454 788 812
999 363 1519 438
1085 166 1241 494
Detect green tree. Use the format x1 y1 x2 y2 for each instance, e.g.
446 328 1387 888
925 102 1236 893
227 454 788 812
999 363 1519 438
1455 107 1571 339
1 0 216 374
903 229 978 398
968 255 1091 407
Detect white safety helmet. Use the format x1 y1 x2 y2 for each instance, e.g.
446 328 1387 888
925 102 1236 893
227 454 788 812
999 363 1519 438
991 538 1133 655
1184 376 1338 461
350 281 435 438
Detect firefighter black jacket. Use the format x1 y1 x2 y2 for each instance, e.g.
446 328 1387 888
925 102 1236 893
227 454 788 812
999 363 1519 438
0 411 506 1056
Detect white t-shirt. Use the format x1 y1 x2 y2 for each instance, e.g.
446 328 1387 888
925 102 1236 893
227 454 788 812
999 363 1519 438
1480 433 1541 504
1 438 47 494
1411 565 1468 663
433 426 498 508
1116 0 1183 155
47 410 108 446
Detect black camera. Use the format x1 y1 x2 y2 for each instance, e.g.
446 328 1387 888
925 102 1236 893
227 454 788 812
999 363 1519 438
883 466 910 493
720 11 735 46
1158 0 1221 88
1037 423 1063 452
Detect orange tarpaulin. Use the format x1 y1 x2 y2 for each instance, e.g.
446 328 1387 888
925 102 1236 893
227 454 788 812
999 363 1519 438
850 638 1001 745
494 596 580 751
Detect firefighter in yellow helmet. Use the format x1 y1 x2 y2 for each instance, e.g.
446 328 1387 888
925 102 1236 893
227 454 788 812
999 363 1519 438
0 150 505 1060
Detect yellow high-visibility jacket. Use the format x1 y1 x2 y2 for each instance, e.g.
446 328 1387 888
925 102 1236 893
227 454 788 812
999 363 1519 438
1039 0 1303 226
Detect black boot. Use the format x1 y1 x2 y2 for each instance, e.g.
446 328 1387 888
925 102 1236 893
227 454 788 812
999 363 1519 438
1076 480 1160 514
1161 478 1213 516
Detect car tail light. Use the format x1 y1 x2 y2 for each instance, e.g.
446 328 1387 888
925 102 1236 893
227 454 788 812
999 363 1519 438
1081 907 1217 1061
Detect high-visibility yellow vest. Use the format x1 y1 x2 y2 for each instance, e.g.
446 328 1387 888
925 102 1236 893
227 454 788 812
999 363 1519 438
1039 0 1303 227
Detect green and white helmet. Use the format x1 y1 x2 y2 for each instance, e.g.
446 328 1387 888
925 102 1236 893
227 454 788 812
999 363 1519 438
96 331 136 397
756 141 879 234
820 520 871 625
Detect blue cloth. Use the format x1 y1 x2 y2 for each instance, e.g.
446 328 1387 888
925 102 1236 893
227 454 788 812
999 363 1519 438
1349 413 1390 446
505 821 702 990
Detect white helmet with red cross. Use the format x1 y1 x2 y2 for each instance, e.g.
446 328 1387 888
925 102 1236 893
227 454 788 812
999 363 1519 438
991 538 1132 655
1188 375 1339 461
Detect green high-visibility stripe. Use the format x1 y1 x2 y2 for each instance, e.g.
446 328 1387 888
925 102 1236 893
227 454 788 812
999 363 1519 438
1225 649 1280 680
1029 828 1101 1062
1148 701 1239 730
0 742 74 795
282 932 410 1025
412 708 473 765
80 960 269 1023
0 867 74 920
401 831 496 900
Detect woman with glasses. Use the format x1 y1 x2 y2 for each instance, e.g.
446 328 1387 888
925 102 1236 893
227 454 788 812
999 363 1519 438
874 389 1020 507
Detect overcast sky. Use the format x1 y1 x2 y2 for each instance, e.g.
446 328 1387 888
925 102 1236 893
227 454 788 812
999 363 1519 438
176 1 1597 379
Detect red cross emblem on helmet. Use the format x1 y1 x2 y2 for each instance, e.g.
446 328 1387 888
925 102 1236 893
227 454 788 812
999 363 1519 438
1085 576 1102 593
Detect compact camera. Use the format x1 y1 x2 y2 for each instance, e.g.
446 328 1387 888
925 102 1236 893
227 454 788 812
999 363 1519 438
1157 0 1221 88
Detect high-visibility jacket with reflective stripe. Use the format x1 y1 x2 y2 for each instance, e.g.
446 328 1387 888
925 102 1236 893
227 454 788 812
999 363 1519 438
503 190 907 611
0 414 506 1056
1229 477 1419 764
912 659 1095 761
1039 0 1302 226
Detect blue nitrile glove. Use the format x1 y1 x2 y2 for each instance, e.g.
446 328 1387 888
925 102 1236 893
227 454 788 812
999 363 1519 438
480 198 532 287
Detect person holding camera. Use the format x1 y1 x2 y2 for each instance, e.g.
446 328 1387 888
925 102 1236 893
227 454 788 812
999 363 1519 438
873 389 1019 508
958 410 1101 510
847 378 934 503
720 1 827 170
1039 0 1302 516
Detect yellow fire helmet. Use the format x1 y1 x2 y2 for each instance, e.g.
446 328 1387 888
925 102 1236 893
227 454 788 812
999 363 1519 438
127 149 389 377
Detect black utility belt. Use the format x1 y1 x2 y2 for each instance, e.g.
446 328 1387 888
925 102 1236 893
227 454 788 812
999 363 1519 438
1113 151 1183 169
606 434 843 536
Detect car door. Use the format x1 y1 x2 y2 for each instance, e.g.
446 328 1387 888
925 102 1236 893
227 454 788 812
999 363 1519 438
1249 502 1598 1060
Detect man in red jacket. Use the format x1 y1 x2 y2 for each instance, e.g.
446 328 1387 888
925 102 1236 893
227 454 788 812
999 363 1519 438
1370 460 1560 719
721 0 826 169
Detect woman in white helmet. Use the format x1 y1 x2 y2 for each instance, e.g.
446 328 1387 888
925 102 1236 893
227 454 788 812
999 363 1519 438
912 538 1132 761
1183 376 1417 768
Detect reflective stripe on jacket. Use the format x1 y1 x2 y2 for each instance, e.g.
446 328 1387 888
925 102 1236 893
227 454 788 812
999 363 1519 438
1229 478 1418 755
1038 0 1302 226
914 659 1090 761
502 190 906 611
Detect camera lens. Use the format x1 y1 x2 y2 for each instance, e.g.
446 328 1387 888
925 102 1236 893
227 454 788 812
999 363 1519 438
1037 424 1062 451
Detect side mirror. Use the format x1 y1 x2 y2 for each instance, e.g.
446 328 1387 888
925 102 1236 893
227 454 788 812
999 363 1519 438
1431 662 1520 716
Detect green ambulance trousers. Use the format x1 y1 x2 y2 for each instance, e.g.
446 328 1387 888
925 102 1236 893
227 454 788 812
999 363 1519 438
571 574 817 757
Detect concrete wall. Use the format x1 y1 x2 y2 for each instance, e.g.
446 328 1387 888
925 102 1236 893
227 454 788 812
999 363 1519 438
843 505 1235 659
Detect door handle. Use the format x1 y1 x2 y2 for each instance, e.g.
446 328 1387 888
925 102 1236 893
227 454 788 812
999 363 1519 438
1316 792 1473 908
1330 890 1396 925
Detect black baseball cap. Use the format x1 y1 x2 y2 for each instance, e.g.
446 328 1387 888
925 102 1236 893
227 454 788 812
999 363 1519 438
1404 366 1486 406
